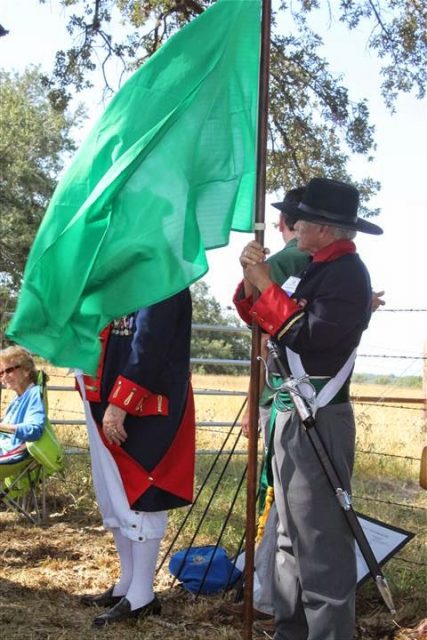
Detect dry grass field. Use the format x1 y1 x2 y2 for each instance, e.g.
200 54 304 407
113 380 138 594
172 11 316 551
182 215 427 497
0 370 425 639
7 369 421 460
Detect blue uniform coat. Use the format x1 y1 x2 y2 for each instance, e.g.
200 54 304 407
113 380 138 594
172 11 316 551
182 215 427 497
85 288 195 511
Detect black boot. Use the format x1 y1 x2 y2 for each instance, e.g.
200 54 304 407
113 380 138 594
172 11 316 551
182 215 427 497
80 585 122 608
92 595 161 627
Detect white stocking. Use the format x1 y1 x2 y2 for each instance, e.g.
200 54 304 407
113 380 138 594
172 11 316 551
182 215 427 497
125 536 162 611
112 528 133 597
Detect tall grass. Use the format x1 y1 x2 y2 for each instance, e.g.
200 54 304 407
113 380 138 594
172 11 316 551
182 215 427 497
1 370 425 636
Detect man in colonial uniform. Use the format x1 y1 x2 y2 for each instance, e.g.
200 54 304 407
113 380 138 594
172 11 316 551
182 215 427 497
234 178 382 640
77 288 195 626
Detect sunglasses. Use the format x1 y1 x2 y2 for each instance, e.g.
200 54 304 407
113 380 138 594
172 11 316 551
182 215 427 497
0 364 22 377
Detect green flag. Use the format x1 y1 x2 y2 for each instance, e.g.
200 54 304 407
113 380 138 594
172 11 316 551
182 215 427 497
7 0 261 373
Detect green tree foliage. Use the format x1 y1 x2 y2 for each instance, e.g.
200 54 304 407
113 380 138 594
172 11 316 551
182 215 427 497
0 67 78 289
190 281 250 373
335 0 426 108
352 372 422 387
39 0 426 214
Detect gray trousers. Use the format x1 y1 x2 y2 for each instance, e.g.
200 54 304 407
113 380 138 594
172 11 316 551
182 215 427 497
272 404 357 640
254 502 277 615
253 405 276 615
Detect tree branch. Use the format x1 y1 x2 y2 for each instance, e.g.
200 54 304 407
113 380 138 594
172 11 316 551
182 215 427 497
366 0 392 41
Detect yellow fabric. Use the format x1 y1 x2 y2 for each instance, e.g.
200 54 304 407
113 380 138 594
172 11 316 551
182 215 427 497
256 486 275 543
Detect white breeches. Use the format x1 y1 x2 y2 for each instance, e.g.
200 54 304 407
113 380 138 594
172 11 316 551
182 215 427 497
76 373 167 543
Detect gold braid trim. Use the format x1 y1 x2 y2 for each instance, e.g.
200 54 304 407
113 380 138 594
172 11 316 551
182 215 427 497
256 486 275 543
277 311 304 340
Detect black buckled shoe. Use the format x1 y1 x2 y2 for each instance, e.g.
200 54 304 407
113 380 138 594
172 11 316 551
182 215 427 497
92 595 161 627
80 586 122 608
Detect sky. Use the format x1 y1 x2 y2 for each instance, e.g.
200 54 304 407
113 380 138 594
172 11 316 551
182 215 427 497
1 0 426 376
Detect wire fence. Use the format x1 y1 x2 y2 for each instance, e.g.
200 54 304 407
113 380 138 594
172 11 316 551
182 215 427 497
0 319 425 565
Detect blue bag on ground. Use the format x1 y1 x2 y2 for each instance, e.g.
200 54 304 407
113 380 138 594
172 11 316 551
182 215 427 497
169 545 242 594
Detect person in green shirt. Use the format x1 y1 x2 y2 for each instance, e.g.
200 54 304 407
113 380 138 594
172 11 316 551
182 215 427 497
223 188 309 627
240 186 310 443
266 192 311 289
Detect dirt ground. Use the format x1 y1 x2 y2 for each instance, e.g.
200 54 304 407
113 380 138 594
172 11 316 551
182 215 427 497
0 507 425 640
0 372 425 639
0 510 242 640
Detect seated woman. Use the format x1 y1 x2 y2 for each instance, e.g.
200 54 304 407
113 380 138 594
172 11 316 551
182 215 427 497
0 346 45 456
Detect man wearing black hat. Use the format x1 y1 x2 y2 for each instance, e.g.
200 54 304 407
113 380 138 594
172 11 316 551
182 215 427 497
234 178 382 640
264 188 311 294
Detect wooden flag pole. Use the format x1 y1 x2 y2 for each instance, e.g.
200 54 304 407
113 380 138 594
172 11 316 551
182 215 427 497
243 1 272 638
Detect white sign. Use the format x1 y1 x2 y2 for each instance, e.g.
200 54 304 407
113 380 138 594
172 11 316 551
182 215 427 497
356 513 414 586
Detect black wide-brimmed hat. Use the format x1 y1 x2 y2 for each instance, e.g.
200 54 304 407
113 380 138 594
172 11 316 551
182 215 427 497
272 186 306 224
295 178 383 235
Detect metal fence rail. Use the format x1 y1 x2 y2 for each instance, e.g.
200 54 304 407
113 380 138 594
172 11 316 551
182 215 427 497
0 322 425 435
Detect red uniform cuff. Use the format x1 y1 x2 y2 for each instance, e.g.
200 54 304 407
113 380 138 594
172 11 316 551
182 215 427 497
108 376 169 417
249 283 304 336
233 281 254 325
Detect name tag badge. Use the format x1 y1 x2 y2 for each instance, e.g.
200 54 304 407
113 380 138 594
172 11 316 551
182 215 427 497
282 276 301 296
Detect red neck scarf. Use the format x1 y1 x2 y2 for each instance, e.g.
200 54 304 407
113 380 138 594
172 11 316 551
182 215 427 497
312 239 356 263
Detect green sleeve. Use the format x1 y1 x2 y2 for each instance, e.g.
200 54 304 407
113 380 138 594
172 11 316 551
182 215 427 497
267 242 310 285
